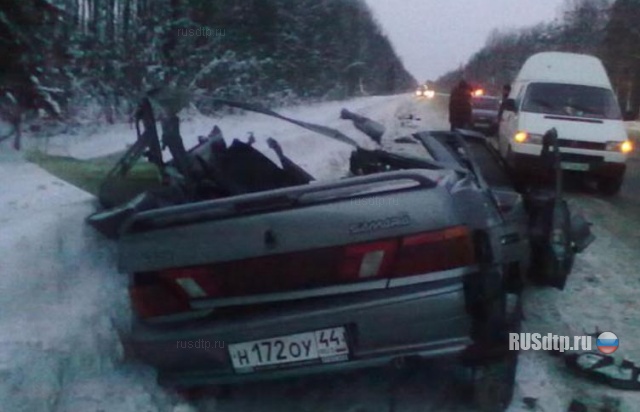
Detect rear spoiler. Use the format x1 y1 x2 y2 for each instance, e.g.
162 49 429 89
121 170 441 234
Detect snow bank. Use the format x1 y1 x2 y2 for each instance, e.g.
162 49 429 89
0 152 192 411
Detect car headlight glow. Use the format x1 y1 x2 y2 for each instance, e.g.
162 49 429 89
513 131 543 144
606 140 633 153
415 90 422 96
514 131 528 143
528 133 544 144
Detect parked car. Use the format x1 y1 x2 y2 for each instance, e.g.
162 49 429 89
87 93 593 412
471 95 500 135
498 52 633 195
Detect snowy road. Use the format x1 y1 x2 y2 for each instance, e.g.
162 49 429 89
1 94 640 411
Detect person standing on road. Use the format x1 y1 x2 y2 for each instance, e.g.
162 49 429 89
497 84 512 122
497 84 512 136
449 80 472 131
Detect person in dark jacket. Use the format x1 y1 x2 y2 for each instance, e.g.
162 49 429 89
496 84 512 136
497 84 512 121
449 80 472 131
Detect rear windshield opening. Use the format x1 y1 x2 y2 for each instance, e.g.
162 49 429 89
472 97 500 111
522 82 622 120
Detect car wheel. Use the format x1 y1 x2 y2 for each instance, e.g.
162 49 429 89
471 351 518 412
529 199 574 289
597 173 624 196
504 147 527 190
466 293 521 411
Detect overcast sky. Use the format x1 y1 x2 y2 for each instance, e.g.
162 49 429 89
365 0 567 82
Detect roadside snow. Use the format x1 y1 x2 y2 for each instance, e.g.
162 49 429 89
0 152 191 412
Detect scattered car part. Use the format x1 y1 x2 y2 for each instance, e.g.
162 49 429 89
340 108 385 144
565 352 640 390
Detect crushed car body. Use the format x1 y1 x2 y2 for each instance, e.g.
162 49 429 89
84 91 595 411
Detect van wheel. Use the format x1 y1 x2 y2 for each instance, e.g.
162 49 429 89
597 173 624 196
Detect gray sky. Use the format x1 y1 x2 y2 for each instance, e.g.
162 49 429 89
365 0 567 82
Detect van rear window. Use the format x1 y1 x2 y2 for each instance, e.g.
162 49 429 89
522 83 622 120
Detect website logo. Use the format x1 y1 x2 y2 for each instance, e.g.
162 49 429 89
596 332 618 354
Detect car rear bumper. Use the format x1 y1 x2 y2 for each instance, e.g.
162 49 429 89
129 272 475 387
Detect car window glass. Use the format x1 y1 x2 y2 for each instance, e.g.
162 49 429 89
472 98 500 110
522 82 622 119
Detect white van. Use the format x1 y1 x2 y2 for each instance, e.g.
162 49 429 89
498 52 632 195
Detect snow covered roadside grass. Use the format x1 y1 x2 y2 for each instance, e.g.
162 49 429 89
0 152 191 412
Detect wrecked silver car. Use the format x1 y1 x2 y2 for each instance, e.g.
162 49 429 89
86 93 594 412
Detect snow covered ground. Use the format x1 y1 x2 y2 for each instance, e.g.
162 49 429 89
2 94 640 411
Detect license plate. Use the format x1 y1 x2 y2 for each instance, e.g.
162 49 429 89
229 327 349 373
561 162 590 171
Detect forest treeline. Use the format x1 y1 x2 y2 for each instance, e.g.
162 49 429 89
0 0 415 146
436 0 640 117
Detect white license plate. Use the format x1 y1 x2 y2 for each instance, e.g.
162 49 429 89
561 162 590 171
229 327 349 373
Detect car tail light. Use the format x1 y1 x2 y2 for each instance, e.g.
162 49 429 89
392 226 475 277
159 266 227 302
130 267 218 319
129 226 476 319
129 280 190 319
338 240 398 280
